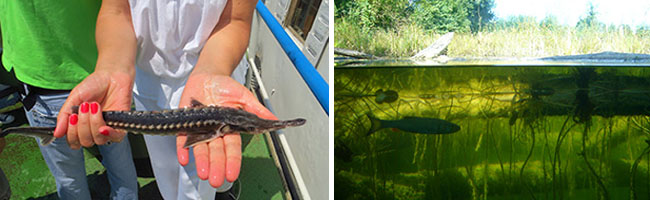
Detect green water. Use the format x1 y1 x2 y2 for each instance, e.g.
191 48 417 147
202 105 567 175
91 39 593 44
335 65 650 200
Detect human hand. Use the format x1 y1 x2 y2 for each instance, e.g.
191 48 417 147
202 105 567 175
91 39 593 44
177 73 277 188
53 70 134 149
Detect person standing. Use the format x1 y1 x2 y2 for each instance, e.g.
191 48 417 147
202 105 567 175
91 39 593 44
52 0 273 199
0 1 138 199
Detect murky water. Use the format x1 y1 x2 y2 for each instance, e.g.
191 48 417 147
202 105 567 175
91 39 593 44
335 63 650 200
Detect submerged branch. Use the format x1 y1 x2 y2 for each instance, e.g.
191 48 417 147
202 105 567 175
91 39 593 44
580 126 609 200
630 140 650 200
552 116 575 200
520 125 537 200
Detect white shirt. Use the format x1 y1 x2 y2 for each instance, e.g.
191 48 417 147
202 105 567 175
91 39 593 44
128 1 248 199
130 0 248 110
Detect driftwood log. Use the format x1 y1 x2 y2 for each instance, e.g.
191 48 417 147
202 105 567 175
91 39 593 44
334 48 377 59
411 32 454 59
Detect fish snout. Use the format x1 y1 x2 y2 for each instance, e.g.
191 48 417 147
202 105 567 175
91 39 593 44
241 118 307 134
450 123 461 133
285 118 307 126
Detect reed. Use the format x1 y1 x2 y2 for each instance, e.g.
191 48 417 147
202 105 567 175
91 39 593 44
335 20 650 58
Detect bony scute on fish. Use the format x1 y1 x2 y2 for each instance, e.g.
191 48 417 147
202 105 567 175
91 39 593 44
0 99 306 148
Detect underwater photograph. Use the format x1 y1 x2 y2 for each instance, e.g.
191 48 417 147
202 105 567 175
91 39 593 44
335 58 650 199
334 0 650 199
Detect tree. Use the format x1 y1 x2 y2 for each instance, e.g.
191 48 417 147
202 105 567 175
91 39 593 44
576 2 603 29
540 15 559 30
467 0 495 32
637 26 650 37
410 0 472 32
337 0 497 33
344 0 410 30
334 0 348 17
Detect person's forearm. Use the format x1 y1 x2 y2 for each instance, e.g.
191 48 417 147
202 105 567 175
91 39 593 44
193 0 257 77
95 0 137 76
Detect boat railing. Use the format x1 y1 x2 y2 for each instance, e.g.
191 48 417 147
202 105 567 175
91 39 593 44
255 0 329 115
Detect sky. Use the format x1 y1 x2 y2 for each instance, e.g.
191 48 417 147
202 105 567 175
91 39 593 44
493 0 650 28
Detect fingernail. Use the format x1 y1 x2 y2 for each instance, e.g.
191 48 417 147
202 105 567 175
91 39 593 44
69 114 78 125
80 102 89 113
91 102 99 114
100 129 109 136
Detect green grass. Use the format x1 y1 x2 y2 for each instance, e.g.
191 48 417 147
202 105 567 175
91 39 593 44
1 135 58 198
335 19 437 57
0 134 159 199
335 19 650 58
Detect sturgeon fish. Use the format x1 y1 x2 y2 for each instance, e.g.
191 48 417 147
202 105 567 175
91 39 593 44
0 99 306 147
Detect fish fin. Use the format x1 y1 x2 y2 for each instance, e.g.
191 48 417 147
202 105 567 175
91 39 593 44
71 106 80 114
183 132 220 148
39 134 56 146
183 125 228 148
190 98 205 108
366 113 383 136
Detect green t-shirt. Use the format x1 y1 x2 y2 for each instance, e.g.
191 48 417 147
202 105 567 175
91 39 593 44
0 1 101 90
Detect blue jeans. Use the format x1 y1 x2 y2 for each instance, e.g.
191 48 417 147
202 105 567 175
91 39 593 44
24 91 138 199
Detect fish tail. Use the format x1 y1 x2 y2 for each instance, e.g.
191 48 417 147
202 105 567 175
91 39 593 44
1 127 56 146
38 134 56 146
366 113 382 136
33 133 56 146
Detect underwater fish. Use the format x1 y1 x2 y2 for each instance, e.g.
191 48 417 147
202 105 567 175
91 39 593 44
1 99 306 148
366 114 460 136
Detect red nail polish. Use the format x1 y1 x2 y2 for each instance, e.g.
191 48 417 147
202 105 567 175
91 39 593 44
100 129 109 136
91 102 99 114
80 102 89 113
69 114 78 125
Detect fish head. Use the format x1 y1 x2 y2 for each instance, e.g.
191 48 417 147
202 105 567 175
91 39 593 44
449 123 461 133
218 108 306 134
223 117 306 134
